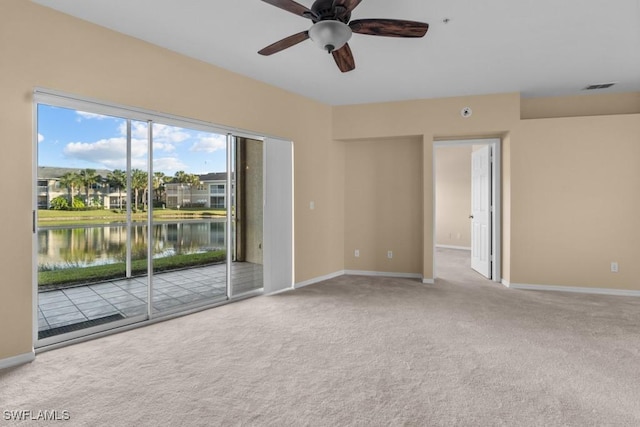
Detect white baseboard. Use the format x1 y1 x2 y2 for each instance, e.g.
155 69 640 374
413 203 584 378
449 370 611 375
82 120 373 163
422 278 435 284
505 282 640 297
294 270 427 290
435 245 471 251
265 287 295 296
344 270 423 280
0 350 35 370
295 270 345 289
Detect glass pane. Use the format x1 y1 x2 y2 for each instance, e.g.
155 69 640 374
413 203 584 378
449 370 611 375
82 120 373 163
230 137 264 296
151 123 228 314
36 106 148 342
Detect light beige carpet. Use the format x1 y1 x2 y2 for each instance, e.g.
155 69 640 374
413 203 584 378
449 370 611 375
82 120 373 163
1 249 639 426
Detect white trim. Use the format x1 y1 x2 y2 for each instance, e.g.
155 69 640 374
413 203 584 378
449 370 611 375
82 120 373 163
32 104 39 345
422 278 435 284
433 138 501 283
505 282 640 297
344 270 423 279
295 270 427 289
0 351 35 370
435 245 471 251
295 270 345 289
32 87 285 142
265 287 295 296
501 279 511 288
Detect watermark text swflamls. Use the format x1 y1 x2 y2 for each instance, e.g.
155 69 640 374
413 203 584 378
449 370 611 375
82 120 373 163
3 410 70 421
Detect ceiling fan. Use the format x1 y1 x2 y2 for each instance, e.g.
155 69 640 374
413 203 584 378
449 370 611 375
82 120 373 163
258 0 429 72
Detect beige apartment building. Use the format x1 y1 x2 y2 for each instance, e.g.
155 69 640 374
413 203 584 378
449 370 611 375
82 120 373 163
37 166 228 209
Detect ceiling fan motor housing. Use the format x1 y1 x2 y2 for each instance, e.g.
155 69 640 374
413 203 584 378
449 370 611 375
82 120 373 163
311 0 351 23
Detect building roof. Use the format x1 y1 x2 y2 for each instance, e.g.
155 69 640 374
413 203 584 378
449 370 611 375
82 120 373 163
38 166 113 180
198 172 227 182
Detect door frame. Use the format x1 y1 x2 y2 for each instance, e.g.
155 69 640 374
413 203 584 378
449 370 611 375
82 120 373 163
432 138 501 282
32 87 294 350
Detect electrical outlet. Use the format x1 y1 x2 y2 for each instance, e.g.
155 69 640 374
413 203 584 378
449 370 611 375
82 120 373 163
387 251 393 259
611 262 619 273
309 201 315 210
354 249 360 258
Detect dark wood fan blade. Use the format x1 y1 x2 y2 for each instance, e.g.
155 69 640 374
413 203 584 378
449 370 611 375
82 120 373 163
333 0 363 17
350 19 429 37
332 43 355 72
258 31 310 55
261 0 318 20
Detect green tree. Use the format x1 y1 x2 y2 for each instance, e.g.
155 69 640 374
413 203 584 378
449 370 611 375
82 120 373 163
72 196 85 209
131 169 148 211
50 195 69 210
58 172 82 205
78 169 101 206
153 171 167 204
173 171 201 207
106 169 127 209
185 174 201 207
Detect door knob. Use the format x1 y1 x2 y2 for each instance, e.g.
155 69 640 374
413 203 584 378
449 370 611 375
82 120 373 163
469 215 474 219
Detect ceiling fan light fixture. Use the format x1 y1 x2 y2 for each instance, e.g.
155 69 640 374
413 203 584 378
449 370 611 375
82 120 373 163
308 20 352 53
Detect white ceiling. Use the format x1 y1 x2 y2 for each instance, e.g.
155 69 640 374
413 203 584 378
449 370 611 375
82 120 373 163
32 0 640 106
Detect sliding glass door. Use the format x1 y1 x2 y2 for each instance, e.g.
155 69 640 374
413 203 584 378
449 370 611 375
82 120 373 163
34 93 267 347
230 137 264 297
36 106 150 343
150 122 229 315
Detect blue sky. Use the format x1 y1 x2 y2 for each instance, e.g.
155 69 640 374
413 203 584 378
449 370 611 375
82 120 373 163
37 105 227 175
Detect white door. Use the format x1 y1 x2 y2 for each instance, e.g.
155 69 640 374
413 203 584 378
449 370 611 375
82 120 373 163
471 145 491 278
263 138 294 294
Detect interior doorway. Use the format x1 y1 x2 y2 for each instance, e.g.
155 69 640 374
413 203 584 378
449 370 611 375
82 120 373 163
433 138 501 282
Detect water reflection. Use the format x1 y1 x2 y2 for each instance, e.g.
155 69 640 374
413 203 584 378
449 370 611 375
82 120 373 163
38 220 226 270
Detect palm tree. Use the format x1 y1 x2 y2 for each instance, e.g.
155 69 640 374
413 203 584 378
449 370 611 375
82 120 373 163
131 169 148 211
153 171 167 204
173 171 188 206
106 169 127 209
78 168 100 206
58 172 82 206
185 173 201 207
174 171 201 207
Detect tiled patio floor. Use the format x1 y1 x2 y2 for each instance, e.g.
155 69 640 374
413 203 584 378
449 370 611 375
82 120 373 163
38 262 263 337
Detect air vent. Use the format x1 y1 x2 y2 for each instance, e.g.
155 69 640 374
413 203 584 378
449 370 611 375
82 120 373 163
583 83 616 90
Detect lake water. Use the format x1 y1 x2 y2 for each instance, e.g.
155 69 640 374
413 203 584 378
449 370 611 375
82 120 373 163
38 219 226 270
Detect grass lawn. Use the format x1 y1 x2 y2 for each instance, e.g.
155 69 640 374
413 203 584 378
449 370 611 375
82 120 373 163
38 208 226 226
39 250 226 289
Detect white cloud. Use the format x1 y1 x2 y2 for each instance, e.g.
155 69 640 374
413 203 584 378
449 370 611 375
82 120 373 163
154 157 188 174
38 133 44 143
63 137 148 169
153 124 190 143
76 111 111 120
61 120 220 173
117 122 190 153
190 134 226 153
153 142 176 153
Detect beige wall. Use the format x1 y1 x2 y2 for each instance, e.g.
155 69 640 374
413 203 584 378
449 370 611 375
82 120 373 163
334 93 520 280
510 115 640 288
344 137 423 274
435 146 472 248
0 1 343 360
521 92 640 119
335 94 640 290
